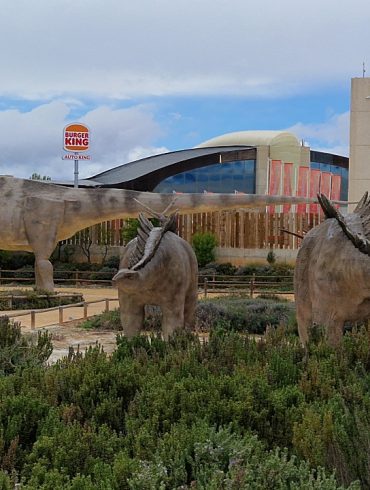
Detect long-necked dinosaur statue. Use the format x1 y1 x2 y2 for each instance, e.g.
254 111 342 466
0 175 315 291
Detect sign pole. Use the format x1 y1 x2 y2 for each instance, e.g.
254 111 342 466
74 152 79 188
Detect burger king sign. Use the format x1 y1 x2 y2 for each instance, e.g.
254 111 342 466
63 123 90 152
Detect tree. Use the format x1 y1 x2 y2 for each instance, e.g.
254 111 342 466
30 173 51 181
192 232 218 267
79 228 93 264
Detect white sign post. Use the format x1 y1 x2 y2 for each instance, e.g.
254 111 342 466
63 123 91 188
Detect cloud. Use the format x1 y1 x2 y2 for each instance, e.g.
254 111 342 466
287 111 350 156
1 0 369 99
0 101 165 179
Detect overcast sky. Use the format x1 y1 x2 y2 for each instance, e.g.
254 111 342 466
0 0 368 180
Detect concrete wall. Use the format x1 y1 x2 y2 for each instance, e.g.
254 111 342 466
215 247 298 266
61 243 298 267
349 77 370 207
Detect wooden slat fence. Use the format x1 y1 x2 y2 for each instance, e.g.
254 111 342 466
64 211 325 250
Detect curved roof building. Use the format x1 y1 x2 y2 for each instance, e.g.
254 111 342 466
83 130 348 202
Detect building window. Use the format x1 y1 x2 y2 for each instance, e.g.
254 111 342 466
310 161 348 201
154 160 256 194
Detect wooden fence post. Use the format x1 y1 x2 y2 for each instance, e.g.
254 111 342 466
250 274 255 298
30 310 36 330
83 303 88 319
105 299 109 312
204 278 208 298
59 307 64 325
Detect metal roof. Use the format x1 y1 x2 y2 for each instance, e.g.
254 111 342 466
87 145 253 186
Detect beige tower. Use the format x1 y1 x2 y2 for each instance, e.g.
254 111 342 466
349 77 370 205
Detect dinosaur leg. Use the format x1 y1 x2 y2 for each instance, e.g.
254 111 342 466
119 297 144 338
23 197 65 292
323 319 344 348
162 304 184 340
184 290 197 330
296 301 312 346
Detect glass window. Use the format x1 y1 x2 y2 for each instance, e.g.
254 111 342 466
340 168 349 201
154 160 256 194
309 161 349 201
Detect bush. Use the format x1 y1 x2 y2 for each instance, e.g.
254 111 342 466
192 232 218 267
104 255 120 269
0 251 34 270
81 306 162 332
89 266 117 281
196 296 295 334
0 289 83 311
81 308 122 330
82 296 294 336
121 218 160 245
12 265 35 279
0 316 53 374
267 249 277 264
0 327 367 487
236 263 294 277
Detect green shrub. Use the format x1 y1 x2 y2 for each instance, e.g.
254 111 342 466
121 218 160 245
0 251 35 270
0 471 12 489
2 315 370 487
267 250 277 264
0 289 83 311
196 296 295 334
214 262 237 275
82 297 294 336
104 255 120 269
192 232 218 267
81 308 122 330
81 306 162 333
236 263 294 277
121 218 140 245
0 317 53 374
89 266 117 281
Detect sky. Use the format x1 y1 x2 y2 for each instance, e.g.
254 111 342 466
0 0 368 181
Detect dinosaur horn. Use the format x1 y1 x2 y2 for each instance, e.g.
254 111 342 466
353 191 369 213
133 198 163 220
317 193 338 219
318 194 370 256
354 192 370 215
162 212 178 233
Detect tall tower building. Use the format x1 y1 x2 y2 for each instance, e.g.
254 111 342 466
349 77 370 205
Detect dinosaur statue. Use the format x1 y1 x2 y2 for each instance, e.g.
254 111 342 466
295 193 370 347
0 175 314 291
112 213 198 339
